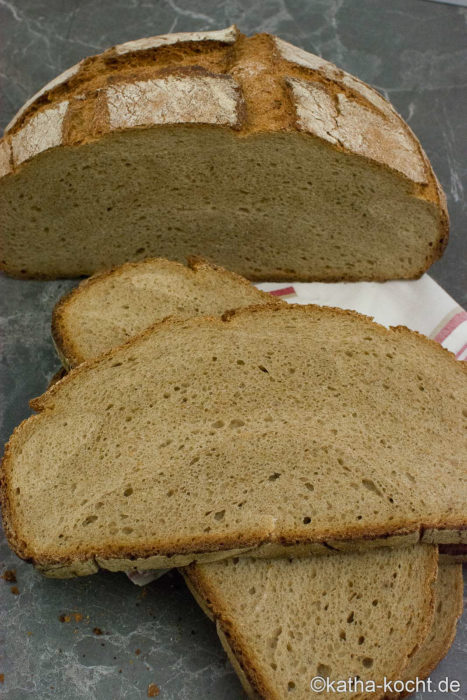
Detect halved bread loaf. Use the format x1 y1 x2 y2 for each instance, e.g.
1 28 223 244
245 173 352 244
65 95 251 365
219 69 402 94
1 305 466 576
0 27 447 280
52 256 277 368
184 546 441 700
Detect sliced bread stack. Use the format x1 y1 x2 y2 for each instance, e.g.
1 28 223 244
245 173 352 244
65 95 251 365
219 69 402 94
0 258 464 698
0 27 447 281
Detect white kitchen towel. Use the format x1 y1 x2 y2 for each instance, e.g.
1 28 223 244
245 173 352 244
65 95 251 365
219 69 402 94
127 274 466 586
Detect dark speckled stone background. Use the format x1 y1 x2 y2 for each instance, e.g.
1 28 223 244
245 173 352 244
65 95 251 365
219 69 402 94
0 2 465 698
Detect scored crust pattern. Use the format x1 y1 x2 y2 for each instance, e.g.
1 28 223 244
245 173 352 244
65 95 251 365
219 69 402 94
0 25 438 206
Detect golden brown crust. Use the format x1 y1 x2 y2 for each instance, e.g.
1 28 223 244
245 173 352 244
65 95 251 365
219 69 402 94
0 29 448 280
46 367 67 389
3 31 240 137
51 255 279 368
2 303 466 575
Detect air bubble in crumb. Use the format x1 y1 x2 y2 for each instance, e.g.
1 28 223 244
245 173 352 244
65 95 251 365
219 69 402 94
317 664 331 677
230 419 245 428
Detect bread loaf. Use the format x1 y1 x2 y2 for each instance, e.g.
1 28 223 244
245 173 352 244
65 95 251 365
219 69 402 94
0 27 447 280
1 305 466 577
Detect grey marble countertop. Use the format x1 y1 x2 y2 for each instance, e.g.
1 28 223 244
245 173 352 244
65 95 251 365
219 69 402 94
0 1 466 698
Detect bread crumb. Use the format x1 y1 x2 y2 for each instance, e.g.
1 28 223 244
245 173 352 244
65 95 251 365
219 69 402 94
10 586 19 595
93 627 103 635
59 614 71 623
0 673 4 683
1 569 16 583
73 613 83 622
135 648 141 655
147 683 160 697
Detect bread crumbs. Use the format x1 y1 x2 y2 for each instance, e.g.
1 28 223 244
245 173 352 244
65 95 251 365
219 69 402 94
1 569 16 583
147 683 160 697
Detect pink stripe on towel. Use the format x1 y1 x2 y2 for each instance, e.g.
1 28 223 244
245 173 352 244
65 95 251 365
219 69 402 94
433 311 467 343
269 286 296 297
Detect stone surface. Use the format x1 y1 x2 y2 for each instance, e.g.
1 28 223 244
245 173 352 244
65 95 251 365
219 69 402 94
0 1 465 698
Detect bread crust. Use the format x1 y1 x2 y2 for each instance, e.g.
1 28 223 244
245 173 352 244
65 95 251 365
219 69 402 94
51 256 278 368
0 28 448 280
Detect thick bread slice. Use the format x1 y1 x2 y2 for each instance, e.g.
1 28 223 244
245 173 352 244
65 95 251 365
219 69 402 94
184 546 439 700
49 259 467 567
1 305 466 576
52 256 277 368
0 28 447 281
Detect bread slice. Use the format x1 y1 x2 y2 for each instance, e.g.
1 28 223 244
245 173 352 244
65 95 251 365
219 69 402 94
184 546 440 699
52 256 277 368
391 563 463 698
0 27 447 281
1 305 466 577
49 261 466 564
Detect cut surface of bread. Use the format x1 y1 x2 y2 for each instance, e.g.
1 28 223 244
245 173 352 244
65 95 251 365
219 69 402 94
49 260 467 568
0 28 447 281
1 305 466 576
184 546 440 700
52 256 277 368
